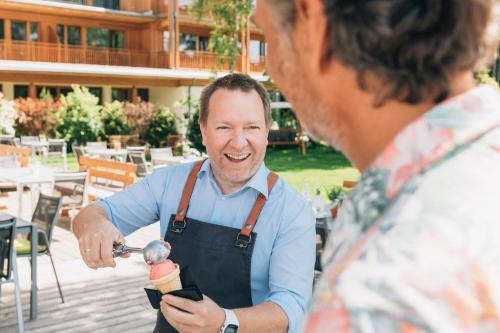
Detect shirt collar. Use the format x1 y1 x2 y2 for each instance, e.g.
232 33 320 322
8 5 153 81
198 159 270 198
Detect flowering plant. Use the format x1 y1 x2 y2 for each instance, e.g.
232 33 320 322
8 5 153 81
0 93 17 135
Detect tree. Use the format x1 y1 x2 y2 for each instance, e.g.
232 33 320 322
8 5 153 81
189 0 253 72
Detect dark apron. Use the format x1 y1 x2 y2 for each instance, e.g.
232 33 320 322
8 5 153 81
153 160 278 333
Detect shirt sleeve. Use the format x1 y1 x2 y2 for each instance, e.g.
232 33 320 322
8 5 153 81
95 167 170 236
304 213 500 332
266 192 316 333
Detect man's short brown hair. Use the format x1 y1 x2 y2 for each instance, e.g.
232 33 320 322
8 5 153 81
269 0 498 105
199 73 272 126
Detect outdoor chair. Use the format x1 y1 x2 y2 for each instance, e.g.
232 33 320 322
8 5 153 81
53 172 88 217
0 135 15 146
85 141 107 151
150 147 173 167
15 193 64 303
48 139 67 170
72 144 86 171
20 136 39 144
128 153 151 178
0 217 24 333
0 155 19 194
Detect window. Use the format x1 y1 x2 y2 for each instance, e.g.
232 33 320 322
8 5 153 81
93 0 120 10
109 30 124 49
57 25 81 45
14 85 28 99
112 88 129 102
259 41 266 56
137 88 149 102
36 86 57 99
179 33 196 51
30 22 38 42
88 87 103 105
87 28 123 48
0 19 4 40
87 28 109 47
199 36 209 51
59 87 72 96
11 21 26 41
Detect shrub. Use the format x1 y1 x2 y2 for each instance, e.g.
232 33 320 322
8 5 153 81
123 101 155 141
475 68 500 90
14 97 60 136
326 185 344 202
56 85 103 145
186 109 204 151
147 105 178 148
0 93 17 135
101 101 132 137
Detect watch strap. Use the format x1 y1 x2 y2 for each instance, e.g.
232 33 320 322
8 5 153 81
220 309 239 333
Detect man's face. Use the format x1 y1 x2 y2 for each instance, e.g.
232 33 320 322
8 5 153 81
255 1 343 149
200 88 269 193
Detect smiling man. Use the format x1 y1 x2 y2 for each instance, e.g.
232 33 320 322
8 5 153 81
73 73 316 333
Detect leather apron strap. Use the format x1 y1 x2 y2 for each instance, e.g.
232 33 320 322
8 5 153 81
170 159 279 248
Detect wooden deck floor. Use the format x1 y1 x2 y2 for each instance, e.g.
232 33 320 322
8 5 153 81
0 191 161 333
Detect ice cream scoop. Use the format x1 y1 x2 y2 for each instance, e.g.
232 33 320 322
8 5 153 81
112 240 171 265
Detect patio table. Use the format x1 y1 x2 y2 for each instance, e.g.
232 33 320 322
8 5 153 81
0 166 55 217
85 148 128 162
0 212 38 320
21 141 49 160
152 156 203 167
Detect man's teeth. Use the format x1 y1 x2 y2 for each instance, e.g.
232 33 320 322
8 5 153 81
226 153 250 160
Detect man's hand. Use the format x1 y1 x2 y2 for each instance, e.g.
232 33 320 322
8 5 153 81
73 204 126 269
160 294 225 333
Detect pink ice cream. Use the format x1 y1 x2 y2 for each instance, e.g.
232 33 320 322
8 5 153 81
149 259 177 280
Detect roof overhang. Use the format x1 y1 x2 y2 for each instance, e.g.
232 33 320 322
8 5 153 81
0 60 268 87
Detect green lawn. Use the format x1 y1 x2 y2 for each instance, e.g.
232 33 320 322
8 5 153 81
265 145 360 198
52 144 360 200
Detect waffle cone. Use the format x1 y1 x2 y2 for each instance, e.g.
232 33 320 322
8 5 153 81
150 264 182 294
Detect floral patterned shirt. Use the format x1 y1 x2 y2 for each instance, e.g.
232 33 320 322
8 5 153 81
303 86 500 333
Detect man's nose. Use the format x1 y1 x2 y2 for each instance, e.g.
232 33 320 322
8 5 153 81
230 129 248 148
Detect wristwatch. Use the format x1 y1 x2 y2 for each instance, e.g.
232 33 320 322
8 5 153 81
220 309 239 333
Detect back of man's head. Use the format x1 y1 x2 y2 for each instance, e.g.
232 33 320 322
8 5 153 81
268 0 498 105
199 73 272 126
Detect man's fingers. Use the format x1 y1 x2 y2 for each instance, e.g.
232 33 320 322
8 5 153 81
161 300 197 329
100 235 116 267
162 294 199 314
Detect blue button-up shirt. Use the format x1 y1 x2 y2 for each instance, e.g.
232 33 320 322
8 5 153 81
97 160 316 333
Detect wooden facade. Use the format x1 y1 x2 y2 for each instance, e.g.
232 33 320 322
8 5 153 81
0 0 266 72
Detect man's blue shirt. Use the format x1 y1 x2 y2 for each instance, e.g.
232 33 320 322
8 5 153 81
97 160 316 333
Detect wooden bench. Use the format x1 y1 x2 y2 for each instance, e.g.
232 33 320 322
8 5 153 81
0 144 30 167
79 156 137 202
268 128 297 146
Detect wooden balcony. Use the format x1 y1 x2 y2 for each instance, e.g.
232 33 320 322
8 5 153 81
0 41 168 68
179 50 243 72
250 56 266 73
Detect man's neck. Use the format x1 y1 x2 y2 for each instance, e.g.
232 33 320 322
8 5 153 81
333 72 476 172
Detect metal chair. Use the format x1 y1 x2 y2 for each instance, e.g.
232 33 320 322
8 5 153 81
72 144 86 171
85 141 107 150
0 135 15 146
48 139 67 170
128 153 150 178
53 171 88 211
15 193 64 303
20 136 39 145
0 217 24 333
150 147 173 167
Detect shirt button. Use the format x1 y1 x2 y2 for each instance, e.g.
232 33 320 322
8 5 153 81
221 196 227 201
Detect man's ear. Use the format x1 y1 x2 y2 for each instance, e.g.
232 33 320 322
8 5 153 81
294 0 331 74
199 122 207 147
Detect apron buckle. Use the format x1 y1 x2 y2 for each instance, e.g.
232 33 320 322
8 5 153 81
171 219 186 233
234 232 252 248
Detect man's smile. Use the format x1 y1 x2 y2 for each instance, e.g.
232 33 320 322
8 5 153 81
224 153 251 163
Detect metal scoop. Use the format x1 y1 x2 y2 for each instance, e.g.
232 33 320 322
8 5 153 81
112 240 171 265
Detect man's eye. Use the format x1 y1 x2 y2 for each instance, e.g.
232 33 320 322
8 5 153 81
248 126 260 130
217 126 229 130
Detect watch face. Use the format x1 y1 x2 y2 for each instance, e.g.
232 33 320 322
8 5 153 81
224 324 238 333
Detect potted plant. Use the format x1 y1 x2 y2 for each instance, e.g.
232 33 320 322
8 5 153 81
327 185 344 218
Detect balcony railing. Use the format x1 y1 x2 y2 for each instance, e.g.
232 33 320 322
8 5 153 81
179 51 243 72
250 56 266 73
0 41 168 68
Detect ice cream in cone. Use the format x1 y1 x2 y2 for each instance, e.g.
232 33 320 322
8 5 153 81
149 259 182 293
